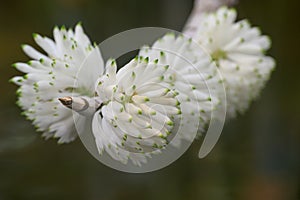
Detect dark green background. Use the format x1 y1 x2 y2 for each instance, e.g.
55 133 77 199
0 0 299 199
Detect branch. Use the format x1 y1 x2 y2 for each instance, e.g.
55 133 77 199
183 0 238 37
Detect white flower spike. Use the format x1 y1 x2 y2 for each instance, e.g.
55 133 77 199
90 57 182 165
11 23 104 143
191 7 275 118
139 33 224 145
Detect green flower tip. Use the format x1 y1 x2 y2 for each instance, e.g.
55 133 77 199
166 120 174 126
20 44 26 49
131 71 136 77
20 111 27 117
261 49 267 54
76 21 82 27
166 32 175 37
93 42 98 48
111 59 116 66
228 7 236 13
146 124 152 129
211 49 227 62
123 134 128 141
8 77 15 83
144 97 150 102
150 111 156 115
178 33 184 38
158 133 166 139
16 89 22 97
61 25 66 31
32 33 38 39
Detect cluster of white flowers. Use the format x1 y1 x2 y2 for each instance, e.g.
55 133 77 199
92 57 181 165
11 24 104 143
11 7 274 165
138 34 223 144
191 7 275 118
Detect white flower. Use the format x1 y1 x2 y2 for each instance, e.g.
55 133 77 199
92 57 181 165
139 33 223 144
192 7 275 118
11 24 104 143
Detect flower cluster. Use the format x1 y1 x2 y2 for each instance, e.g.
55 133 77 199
11 7 275 165
139 33 223 144
191 7 275 118
11 24 104 143
92 57 181 165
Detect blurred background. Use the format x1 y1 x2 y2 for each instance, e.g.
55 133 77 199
0 0 299 199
